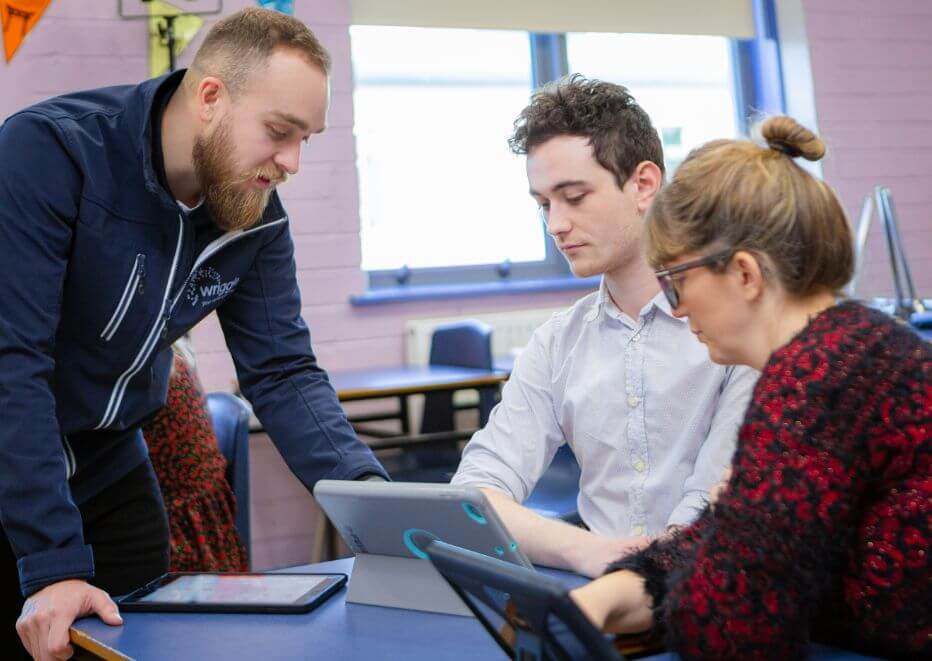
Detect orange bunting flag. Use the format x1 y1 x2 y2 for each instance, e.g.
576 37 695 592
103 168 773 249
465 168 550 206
1 0 53 63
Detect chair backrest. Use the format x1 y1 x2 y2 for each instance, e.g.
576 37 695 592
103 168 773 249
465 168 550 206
423 320 496 433
428 320 494 370
206 392 251 565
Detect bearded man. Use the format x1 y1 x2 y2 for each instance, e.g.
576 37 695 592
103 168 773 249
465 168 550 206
0 8 387 659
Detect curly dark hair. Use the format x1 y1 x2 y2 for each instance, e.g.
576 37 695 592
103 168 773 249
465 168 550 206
509 74 664 188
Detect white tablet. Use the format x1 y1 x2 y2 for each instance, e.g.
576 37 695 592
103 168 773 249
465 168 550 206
313 480 532 569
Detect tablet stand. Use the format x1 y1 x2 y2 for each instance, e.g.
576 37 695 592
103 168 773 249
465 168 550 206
346 553 472 616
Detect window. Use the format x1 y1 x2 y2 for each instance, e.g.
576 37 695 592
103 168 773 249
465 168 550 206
351 25 765 297
566 33 739 174
351 27 560 287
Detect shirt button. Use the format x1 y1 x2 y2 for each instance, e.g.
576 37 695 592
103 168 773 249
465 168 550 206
633 460 646 473
631 335 639 343
633 525 645 536
627 395 640 408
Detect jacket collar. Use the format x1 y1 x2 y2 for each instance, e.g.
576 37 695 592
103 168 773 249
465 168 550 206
135 69 188 209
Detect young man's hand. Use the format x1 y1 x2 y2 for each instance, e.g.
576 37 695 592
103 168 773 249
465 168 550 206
708 467 732 510
16 579 122 661
570 534 650 578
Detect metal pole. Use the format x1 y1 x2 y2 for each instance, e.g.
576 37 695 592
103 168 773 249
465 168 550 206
847 191 874 298
878 187 919 316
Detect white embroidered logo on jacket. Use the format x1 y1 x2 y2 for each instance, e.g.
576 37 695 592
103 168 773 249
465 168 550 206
186 267 240 308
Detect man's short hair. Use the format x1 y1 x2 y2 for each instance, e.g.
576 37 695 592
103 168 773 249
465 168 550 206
509 74 664 188
190 7 331 94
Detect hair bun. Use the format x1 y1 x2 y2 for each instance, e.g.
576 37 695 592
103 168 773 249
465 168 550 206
760 116 825 162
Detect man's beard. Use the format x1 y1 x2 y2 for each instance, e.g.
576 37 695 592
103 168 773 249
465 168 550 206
192 119 284 232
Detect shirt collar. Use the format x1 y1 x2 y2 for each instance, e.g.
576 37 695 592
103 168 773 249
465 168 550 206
653 290 682 320
584 277 685 324
583 278 611 323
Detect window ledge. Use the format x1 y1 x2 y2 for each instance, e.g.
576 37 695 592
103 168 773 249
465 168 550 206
349 276 600 306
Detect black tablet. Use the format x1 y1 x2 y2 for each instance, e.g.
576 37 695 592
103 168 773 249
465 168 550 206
117 572 347 614
426 540 631 661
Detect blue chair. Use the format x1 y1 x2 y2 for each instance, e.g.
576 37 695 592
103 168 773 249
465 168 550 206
421 320 498 432
206 392 252 566
386 320 498 482
525 444 582 524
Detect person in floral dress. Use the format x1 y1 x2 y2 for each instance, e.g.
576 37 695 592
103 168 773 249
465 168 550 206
142 343 248 572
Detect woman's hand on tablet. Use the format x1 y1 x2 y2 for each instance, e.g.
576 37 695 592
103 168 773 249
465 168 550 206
570 570 653 634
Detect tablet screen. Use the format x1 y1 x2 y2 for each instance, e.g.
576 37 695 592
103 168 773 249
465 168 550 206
137 574 332 605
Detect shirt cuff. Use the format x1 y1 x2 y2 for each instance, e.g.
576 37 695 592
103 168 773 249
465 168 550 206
450 472 521 502
18 545 95 597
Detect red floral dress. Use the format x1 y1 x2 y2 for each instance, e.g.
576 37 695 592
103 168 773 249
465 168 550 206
611 302 931 660
142 355 249 572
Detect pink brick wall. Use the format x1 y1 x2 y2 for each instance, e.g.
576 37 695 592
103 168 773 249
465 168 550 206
803 0 932 299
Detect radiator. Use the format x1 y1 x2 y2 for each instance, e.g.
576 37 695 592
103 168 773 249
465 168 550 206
403 307 566 366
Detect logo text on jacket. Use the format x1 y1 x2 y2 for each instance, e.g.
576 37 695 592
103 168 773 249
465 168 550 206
186 267 240 308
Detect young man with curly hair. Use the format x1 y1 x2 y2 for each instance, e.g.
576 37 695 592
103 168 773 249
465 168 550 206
452 75 758 577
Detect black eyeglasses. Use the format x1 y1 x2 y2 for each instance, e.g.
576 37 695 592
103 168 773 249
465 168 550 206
654 249 734 309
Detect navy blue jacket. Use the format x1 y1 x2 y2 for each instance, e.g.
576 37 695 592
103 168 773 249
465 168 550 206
0 71 387 596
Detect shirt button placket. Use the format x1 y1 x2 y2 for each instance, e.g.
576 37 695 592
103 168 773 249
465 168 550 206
630 320 650 534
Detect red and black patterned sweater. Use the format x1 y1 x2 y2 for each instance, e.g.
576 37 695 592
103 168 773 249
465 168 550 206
611 302 930 660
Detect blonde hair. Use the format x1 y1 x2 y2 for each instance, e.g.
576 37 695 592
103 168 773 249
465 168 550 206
189 7 330 95
646 116 853 296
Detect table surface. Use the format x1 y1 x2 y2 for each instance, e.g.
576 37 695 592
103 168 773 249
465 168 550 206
70 558 548 660
329 365 509 401
71 558 882 661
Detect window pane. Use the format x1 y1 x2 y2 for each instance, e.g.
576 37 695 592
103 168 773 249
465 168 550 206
567 33 738 172
351 27 543 272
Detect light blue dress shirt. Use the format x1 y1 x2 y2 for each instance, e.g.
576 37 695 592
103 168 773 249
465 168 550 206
452 280 758 537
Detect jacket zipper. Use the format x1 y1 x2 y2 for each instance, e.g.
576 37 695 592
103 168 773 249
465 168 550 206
62 435 76 479
95 215 286 429
95 216 184 429
100 254 146 341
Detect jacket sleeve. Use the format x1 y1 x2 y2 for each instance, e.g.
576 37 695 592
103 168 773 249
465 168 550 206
216 219 388 488
0 112 95 596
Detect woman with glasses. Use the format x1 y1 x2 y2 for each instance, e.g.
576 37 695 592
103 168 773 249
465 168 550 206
570 116 930 660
